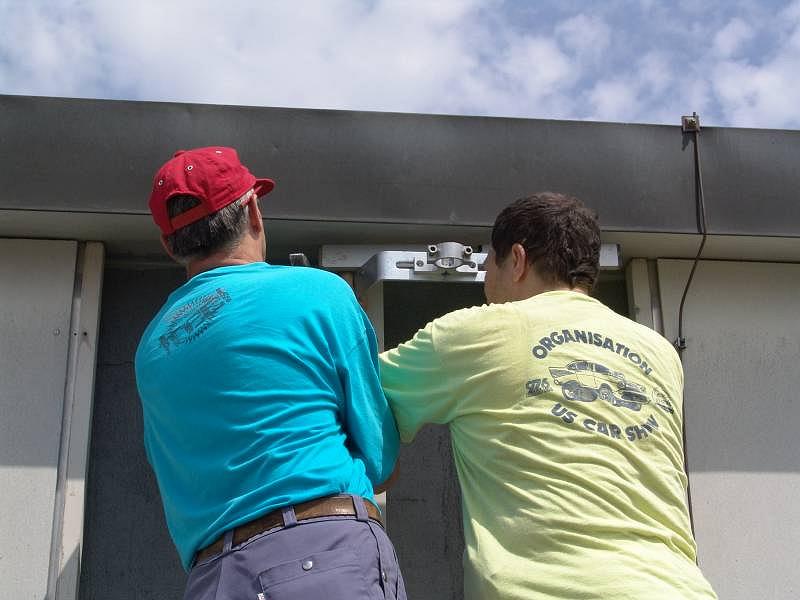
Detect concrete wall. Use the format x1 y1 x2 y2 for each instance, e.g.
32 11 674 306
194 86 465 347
79 267 186 600
0 240 76 600
1 240 103 600
657 260 800 600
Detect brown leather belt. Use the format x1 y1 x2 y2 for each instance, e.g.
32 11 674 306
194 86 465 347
194 495 383 564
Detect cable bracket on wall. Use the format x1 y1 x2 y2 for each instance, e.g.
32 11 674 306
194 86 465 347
681 112 701 133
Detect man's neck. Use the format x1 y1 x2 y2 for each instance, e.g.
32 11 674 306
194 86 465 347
185 247 264 279
514 280 586 302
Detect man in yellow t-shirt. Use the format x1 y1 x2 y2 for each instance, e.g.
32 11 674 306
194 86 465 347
379 193 717 599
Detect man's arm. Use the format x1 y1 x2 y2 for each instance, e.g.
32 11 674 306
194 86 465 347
378 319 461 443
337 307 400 487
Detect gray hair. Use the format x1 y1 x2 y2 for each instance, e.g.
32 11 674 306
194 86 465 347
164 189 254 264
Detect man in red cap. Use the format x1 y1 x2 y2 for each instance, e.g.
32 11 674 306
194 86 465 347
136 147 406 599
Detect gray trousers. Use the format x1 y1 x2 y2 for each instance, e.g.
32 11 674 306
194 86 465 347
184 496 407 600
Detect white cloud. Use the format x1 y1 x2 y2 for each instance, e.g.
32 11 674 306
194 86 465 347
556 13 611 59
62 0 511 114
496 36 574 95
0 2 102 97
1 0 799 129
712 57 800 128
709 4 800 128
712 17 754 58
636 52 673 95
588 79 638 122
586 52 677 123
783 0 800 20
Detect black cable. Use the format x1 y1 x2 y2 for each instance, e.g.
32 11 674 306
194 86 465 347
675 123 709 352
674 116 708 547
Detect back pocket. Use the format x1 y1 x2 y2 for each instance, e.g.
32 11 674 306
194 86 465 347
258 548 371 600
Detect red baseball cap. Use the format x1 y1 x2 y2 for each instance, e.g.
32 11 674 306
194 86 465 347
148 146 275 235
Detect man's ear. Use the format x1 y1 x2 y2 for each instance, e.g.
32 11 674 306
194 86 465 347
246 194 264 235
511 243 529 283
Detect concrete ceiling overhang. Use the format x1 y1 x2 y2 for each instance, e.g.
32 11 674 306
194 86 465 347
1 94 798 263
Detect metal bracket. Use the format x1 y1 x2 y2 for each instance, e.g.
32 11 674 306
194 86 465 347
425 242 477 270
289 252 311 266
674 336 687 352
681 112 701 133
321 241 621 294
354 242 486 293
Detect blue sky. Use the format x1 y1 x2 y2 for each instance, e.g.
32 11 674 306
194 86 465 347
1 0 799 128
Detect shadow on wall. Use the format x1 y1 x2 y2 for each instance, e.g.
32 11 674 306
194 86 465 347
80 267 187 600
49 545 79 600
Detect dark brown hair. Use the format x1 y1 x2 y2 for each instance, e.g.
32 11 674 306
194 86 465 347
491 192 601 290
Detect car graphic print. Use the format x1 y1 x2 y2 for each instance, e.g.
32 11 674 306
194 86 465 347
159 288 231 352
548 360 655 412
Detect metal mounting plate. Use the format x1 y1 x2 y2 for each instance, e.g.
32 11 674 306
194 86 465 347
355 249 487 292
321 243 621 269
320 242 621 293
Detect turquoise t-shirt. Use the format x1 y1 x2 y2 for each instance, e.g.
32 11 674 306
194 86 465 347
135 263 399 570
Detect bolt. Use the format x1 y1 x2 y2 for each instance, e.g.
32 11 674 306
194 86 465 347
416 260 425 267
53 328 61 336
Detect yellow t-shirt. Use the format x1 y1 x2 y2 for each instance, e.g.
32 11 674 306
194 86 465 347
379 290 717 600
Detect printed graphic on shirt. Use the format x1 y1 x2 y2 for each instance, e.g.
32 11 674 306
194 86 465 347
159 288 231 352
525 378 552 397
550 402 661 442
547 360 675 413
526 328 677 443
531 328 654 376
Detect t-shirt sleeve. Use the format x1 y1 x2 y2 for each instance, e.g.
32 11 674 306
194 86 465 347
378 319 460 443
337 300 400 486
